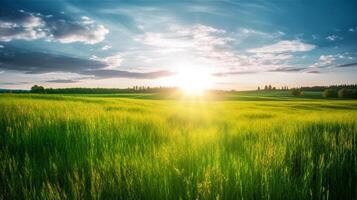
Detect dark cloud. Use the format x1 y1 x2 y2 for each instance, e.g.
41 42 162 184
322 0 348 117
334 62 357 68
0 81 31 85
0 10 108 44
44 16 108 44
0 10 45 41
268 67 304 72
0 46 174 79
215 67 305 76
307 70 321 74
46 79 79 83
0 47 104 73
82 69 175 79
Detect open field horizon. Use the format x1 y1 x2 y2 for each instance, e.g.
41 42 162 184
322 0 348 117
1 0 357 199
1 93 356 199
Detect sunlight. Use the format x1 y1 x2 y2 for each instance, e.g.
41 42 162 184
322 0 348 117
174 65 213 96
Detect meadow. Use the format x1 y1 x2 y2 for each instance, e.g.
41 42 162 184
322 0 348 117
0 93 356 199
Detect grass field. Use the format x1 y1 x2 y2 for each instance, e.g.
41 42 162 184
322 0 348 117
0 93 356 199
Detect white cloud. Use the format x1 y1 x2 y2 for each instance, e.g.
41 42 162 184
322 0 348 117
0 13 46 41
0 11 109 44
326 35 342 41
81 16 94 24
53 23 109 44
248 40 315 53
101 45 112 50
136 24 243 70
0 45 4 48
91 53 123 69
134 24 302 74
137 24 145 30
310 54 345 68
100 6 299 75
237 28 284 39
348 27 357 32
137 24 230 50
320 55 337 63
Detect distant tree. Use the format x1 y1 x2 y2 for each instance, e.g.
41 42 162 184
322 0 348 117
268 85 272 90
257 86 260 91
323 89 338 98
291 89 302 96
264 85 268 90
30 85 45 93
338 88 357 99
273 87 276 90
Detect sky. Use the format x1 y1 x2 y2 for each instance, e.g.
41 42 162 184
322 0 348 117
0 0 356 90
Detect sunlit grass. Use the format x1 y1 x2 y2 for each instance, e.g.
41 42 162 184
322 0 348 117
0 94 356 199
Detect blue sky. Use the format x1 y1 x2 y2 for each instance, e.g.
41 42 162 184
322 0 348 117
0 0 356 90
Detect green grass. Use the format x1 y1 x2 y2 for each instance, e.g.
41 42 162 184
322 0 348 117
0 93 356 199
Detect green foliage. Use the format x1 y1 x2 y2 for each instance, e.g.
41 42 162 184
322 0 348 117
301 84 357 92
338 88 357 99
30 85 177 94
323 88 357 99
30 85 45 93
0 94 356 199
323 89 338 98
291 89 302 96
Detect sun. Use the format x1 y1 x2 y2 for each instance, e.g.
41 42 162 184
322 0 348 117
174 67 213 95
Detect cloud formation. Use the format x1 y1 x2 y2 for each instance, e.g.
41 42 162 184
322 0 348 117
0 47 104 73
349 27 357 32
0 47 173 79
268 67 304 72
136 24 231 53
310 54 346 68
307 70 321 74
335 62 357 68
82 69 174 79
248 40 315 53
0 10 108 44
46 79 79 83
91 54 123 69
101 45 112 50
326 35 342 41
0 10 46 41
135 24 305 74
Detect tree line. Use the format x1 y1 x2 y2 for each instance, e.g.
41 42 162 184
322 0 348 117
4 84 356 99
255 84 357 99
323 88 357 99
257 85 289 91
30 85 177 94
291 84 357 99
299 84 357 91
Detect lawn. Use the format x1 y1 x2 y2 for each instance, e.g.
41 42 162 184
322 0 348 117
0 93 356 199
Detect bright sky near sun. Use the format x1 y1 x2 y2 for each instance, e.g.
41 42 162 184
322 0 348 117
0 0 357 90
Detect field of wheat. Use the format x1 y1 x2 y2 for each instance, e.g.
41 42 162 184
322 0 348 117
0 94 356 199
